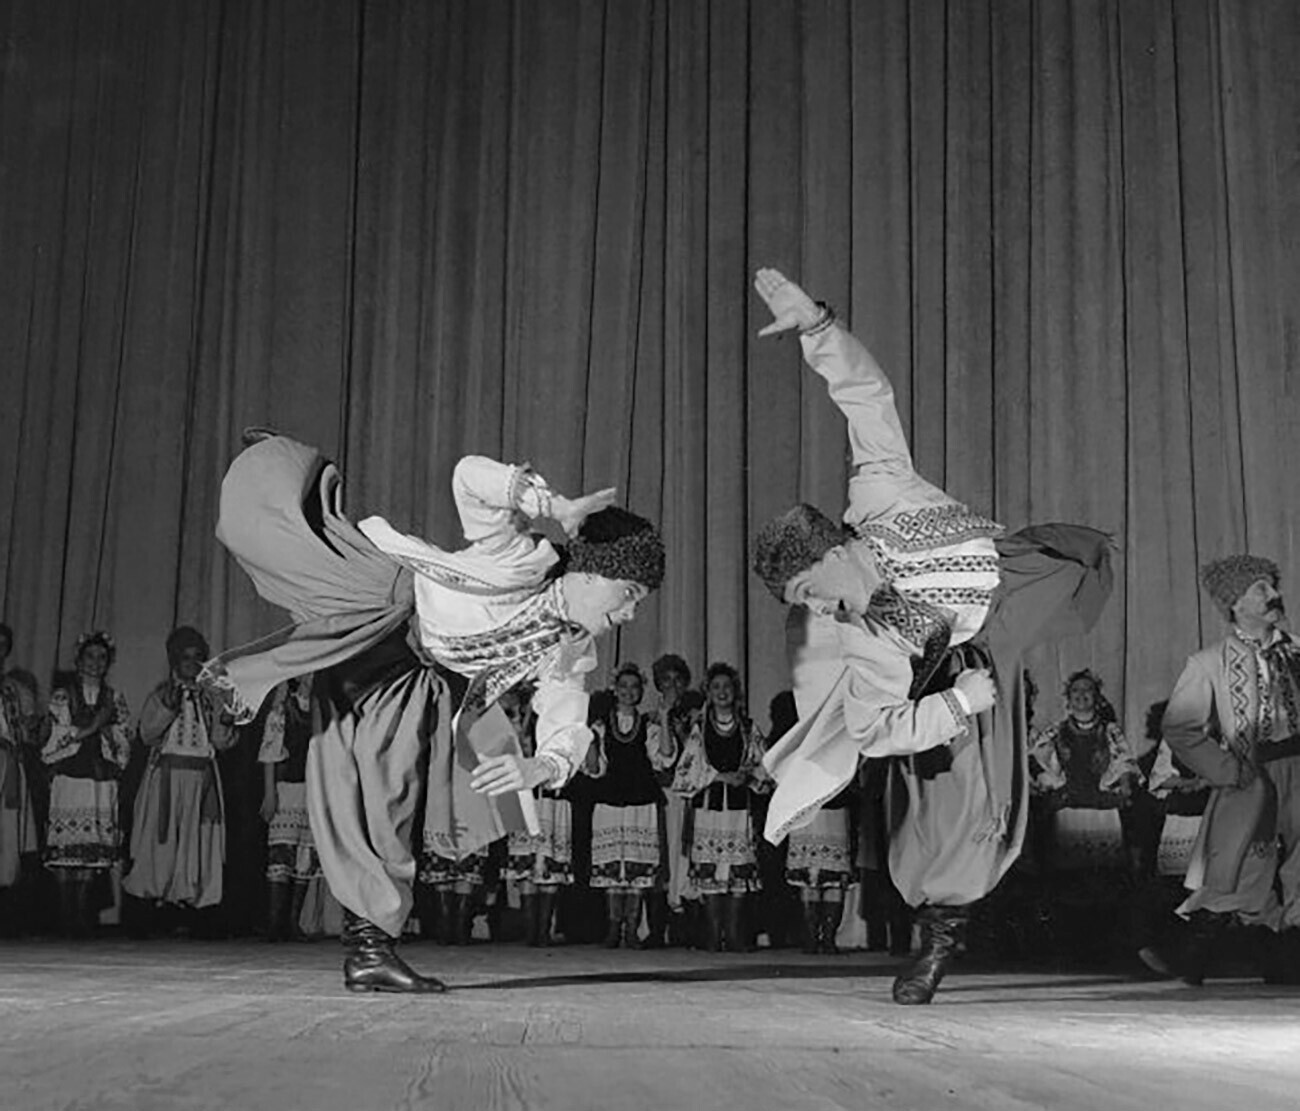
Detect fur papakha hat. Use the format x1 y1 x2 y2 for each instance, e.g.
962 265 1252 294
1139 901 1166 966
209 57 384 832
1200 555 1279 619
752 504 850 601
566 507 665 592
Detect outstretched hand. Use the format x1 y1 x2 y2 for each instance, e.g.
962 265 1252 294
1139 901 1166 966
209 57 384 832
552 487 618 538
754 268 824 337
471 754 551 797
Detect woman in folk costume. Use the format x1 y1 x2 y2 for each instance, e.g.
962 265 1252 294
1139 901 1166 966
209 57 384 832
124 627 236 912
1029 671 1142 867
0 625 41 901
587 663 676 948
500 683 574 946
41 631 133 936
258 673 326 941
1143 556 1300 985
673 662 771 952
750 268 1113 1004
1027 669 1142 961
205 432 664 992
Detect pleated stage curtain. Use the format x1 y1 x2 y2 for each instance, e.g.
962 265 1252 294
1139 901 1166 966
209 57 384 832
1 0 1297 742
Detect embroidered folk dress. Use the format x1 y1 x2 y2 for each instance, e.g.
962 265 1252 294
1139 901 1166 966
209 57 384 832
1029 716 1142 871
674 710 770 896
1163 628 1300 927
503 714 574 888
588 708 673 890
763 320 1113 908
258 676 322 886
0 676 40 886
123 682 234 908
209 436 597 937
1146 742 1209 878
42 681 132 870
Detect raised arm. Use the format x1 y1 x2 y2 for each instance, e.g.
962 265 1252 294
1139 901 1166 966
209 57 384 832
452 456 616 544
754 268 915 478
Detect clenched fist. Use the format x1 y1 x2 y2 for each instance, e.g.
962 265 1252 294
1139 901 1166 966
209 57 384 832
953 668 997 716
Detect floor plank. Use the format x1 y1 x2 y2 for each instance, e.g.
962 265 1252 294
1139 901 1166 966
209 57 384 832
1 940 1297 1110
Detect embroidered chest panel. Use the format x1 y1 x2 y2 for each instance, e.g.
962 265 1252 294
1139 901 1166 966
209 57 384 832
854 503 1003 555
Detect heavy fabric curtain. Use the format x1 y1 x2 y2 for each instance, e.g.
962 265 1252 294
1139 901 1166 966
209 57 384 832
2 0 1297 744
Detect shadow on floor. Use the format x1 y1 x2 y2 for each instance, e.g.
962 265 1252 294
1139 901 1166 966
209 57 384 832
461 961 905 991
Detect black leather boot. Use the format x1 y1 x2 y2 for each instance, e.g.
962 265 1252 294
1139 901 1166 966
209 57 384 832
341 910 446 994
536 890 556 947
266 882 291 942
1176 910 1231 986
725 895 753 953
889 908 915 957
641 891 668 949
891 904 967 1005
623 893 644 948
818 901 843 955
521 893 540 947
603 891 625 948
801 903 820 954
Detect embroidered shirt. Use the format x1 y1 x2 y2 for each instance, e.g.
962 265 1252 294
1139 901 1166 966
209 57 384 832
358 456 595 786
803 323 1002 647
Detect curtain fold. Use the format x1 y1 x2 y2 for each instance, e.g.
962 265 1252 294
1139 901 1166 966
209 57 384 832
2 0 1298 746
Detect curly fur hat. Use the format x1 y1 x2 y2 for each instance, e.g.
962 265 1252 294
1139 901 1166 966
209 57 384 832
566 507 665 591
751 504 850 601
1200 555 1279 619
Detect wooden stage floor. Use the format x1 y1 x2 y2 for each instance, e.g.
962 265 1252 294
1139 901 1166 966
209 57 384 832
1 939 1297 1110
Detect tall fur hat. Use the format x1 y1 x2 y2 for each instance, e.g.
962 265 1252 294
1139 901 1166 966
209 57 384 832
752 504 850 601
1200 555 1279 619
566 507 665 591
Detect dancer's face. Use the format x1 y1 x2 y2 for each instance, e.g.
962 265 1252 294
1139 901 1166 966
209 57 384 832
76 643 111 682
654 667 688 707
562 574 648 636
783 545 881 618
614 672 643 709
1067 680 1097 719
707 673 737 712
1234 578 1285 629
171 645 206 684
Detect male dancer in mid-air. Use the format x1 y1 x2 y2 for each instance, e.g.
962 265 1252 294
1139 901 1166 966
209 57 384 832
208 435 664 993
752 268 1112 1004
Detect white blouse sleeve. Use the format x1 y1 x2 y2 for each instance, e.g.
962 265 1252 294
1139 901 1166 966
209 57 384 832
530 642 597 787
452 456 555 543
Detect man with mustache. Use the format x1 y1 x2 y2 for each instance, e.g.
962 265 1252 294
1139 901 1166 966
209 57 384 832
1143 556 1300 985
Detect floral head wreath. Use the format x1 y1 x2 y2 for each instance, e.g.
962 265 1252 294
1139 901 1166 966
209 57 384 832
75 630 117 667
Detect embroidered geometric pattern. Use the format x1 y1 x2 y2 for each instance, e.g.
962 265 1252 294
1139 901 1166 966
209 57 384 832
867 584 954 651
590 803 661 889
855 503 1003 554
911 586 997 609
430 588 583 715
864 546 1002 581
505 796 573 885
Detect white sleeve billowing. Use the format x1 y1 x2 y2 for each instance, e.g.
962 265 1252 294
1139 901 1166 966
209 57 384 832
530 643 597 787
452 456 555 543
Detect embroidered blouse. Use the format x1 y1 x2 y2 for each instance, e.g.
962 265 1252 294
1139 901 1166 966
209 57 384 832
42 681 132 778
673 709 772 809
803 322 1002 648
357 455 595 787
1029 716 1142 805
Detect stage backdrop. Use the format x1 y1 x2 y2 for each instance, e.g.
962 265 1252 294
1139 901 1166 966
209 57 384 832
2 0 1297 745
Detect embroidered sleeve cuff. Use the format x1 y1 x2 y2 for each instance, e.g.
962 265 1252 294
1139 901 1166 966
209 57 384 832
940 689 968 729
510 465 554 520
536 751 569 788
800 302 835 337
